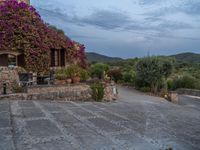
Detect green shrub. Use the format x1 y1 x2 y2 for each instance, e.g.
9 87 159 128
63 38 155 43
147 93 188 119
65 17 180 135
90 63 109 79
90 83 104 101
55 68 66 75
167 79 173 91
172 75 200 90
135 56 173 93
55 68 69 80
55 74 67 80
140 87 151 92
66 65 81 77
122 70 136 83
55 65 88 80
80 69 89 81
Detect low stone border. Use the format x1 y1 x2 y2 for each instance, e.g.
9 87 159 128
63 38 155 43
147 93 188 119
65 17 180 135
0 85 92 101
177 88 200 97
0 84 118 101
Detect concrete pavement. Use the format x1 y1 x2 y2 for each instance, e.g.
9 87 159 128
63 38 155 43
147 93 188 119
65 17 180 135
0 86 200 150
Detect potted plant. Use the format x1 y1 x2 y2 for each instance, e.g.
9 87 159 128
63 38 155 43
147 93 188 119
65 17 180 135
71 73 81 84
55 74 66 85
67 65 81 84
65 70 72 84
66 77 72 84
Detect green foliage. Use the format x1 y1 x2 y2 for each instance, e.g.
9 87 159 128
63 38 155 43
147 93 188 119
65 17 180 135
172 75 200 90
139 87 151 92
90 83 104 101
55 73 67 80
80 69 89 81
108 68 122 83
160 58 174 78
174 63 200 80
55 68 68 80
122 70 136 83
135 56 174 93
167 79 174 91
55 66 89 81
66 65 82 77
90 63 109 79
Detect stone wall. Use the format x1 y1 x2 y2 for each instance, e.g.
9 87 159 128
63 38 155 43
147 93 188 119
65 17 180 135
0 67 20 94
177 88 200 97
0 83 118 101
103 83 118 101
27 85 92 101
0 85 92 101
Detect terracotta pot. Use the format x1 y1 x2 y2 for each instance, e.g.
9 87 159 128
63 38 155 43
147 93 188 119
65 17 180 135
72 76 81 84
66 78 72 84
54 80 66 85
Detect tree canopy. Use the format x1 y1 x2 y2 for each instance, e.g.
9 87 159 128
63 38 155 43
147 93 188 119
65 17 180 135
135 56 174 93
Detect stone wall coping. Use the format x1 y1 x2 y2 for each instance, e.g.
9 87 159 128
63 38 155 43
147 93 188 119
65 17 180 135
28 84 89 89
0 83 118 101
177 88 200 97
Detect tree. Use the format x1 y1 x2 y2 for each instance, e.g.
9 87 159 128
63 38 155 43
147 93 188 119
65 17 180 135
135 56 173 93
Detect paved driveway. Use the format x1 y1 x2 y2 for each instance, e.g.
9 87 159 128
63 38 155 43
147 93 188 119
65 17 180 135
0 86 200 150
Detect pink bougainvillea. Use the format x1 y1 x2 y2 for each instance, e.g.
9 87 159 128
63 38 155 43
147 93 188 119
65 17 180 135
0 0 87 73
67 41 88 68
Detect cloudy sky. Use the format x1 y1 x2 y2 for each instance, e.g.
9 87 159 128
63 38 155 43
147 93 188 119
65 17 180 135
31 0 200 58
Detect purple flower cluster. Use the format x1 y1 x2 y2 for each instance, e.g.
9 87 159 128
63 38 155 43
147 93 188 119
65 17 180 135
0 0 87 73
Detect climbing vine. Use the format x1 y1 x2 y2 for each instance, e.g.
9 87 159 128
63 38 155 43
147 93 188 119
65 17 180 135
0 0 87 73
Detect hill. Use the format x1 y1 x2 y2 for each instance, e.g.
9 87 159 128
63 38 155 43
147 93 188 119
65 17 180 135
171 52 200 63
86 52 200 64
86 52 124 63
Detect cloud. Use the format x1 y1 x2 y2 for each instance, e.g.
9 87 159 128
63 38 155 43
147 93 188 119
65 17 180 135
77 10 131 30
181 1 200 15
70 35 104 40
139 0 164 5
31 0 200 57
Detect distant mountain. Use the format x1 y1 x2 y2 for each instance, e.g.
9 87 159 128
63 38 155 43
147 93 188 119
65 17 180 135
86 52 124 63
86 52 200 64
171 52 200 63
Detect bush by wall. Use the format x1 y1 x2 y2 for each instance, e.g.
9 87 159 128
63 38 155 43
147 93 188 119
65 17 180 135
90 63 109 79
90 83 104 101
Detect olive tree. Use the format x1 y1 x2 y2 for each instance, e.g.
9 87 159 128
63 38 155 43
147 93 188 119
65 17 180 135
135 57 173 93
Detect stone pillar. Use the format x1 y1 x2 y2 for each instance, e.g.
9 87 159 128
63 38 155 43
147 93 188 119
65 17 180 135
169 91 179 104
32 73 37 85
